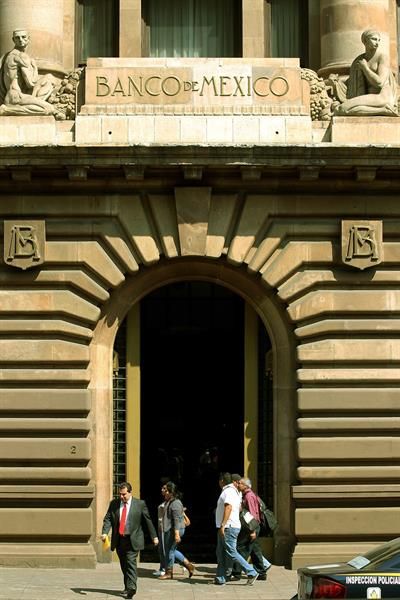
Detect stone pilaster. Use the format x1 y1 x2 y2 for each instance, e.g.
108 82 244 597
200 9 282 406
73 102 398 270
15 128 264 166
242 0 268 57
120 0 142 57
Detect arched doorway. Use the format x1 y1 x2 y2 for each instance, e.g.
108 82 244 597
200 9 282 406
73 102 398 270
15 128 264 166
141 281 248 561
93 259 296 566
112 279 275 561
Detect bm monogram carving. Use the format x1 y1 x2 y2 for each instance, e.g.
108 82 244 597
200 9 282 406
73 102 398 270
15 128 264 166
341 220 383 270
4 221 45 270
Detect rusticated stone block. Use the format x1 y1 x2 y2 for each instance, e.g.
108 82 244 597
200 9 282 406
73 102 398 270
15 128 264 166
0 439 90 462
0 508 92 537
262 241 334 288
0 543 96 568
298 368 400 384
175 188 211 256
298 436 400 461
297 465 400 482
289 290 400 322
298 388 400 412
118 196 160 265
0 418 90 433
206 194 239 258
147 194 179 259
127 116 155 143
296 318 400 339
0 339 89 363
180 117 207 143
75 115 102 144
228 195 270 265
0 117 57 146
206 117 233 143
0 467 91 482
297 416 400 432
332 117 400 144
0 319 92 340
0 289 100 324
233 116 260 143
296 507 400 537
101 116 129 143
297 339 400 363
46 241 125 288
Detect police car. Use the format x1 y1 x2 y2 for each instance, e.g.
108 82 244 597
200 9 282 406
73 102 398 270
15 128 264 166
293 537 400 599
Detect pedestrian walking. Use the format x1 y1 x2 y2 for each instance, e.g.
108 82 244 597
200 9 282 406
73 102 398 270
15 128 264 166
231 477 272 580
158 481 195 579
214 472 259 585
101 481 158 598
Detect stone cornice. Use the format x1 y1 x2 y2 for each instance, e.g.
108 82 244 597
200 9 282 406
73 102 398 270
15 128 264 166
0 145 399 193
0 144 399 164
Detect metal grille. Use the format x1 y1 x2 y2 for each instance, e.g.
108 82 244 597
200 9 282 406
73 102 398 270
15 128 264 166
257 319 274 514
112 319 127 496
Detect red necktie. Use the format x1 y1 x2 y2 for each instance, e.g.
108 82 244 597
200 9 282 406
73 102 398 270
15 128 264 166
119 503 127 535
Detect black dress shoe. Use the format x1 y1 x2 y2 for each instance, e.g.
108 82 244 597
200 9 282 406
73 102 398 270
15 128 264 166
126 590 136 599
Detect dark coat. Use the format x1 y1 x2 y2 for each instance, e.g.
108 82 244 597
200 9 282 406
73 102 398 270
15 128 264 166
102 497 157 552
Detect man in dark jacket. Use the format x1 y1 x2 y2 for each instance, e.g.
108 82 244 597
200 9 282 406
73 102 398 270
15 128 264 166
101 481 158 598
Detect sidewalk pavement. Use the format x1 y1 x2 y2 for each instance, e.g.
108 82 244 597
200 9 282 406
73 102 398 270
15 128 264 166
0 561 298 600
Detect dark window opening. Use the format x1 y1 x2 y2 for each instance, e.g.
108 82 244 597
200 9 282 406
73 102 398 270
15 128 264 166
271 0 309 66
76 0 119 65
142 0 242 57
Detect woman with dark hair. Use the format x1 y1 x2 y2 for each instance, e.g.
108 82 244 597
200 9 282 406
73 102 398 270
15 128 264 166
158 481 194 580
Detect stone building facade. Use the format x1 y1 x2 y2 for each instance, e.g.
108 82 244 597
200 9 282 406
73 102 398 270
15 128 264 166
1 0 400 569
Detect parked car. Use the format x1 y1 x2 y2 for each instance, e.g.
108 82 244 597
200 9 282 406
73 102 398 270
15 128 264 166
292 537 400 599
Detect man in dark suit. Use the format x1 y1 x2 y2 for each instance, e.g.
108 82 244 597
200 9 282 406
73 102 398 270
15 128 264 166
101 481 158 598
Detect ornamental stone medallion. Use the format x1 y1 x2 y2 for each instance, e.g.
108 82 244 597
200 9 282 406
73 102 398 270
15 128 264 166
4 221 45 270
341 220 383 270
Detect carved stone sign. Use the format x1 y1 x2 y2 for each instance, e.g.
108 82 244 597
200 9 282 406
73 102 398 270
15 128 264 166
82 58 309 115
341 220 383 270
4 221 45 270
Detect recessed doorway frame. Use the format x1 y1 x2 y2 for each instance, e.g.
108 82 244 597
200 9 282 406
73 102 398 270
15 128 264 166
91 258 297 566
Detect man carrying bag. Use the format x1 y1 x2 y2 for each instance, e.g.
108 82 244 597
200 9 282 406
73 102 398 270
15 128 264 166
231 478 273 581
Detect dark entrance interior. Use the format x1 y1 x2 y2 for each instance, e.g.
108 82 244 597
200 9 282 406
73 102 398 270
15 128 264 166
140 281 244 561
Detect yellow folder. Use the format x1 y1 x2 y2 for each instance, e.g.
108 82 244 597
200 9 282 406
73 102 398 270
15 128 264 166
102 534 111 551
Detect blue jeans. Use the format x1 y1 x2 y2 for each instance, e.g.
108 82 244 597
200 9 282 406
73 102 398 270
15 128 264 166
174 548 186 564
162 528 186 570
215 527 257 583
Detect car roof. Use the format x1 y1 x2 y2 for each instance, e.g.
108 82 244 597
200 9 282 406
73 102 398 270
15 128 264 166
362 537 400 564
299 538 400 576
